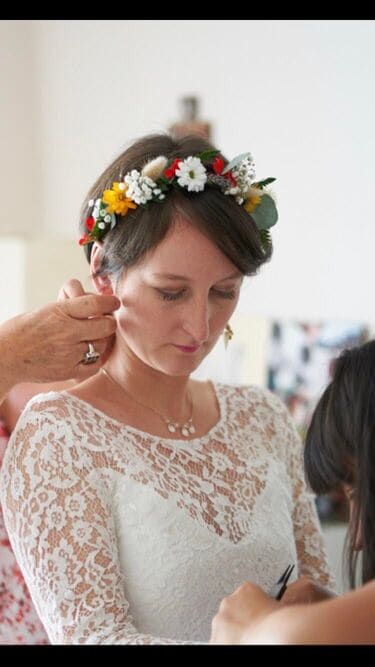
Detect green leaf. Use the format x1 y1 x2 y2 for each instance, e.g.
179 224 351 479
156 178 170 190
254 177 276 189
222 152 253 174
250 194 278 230
258 229 272 252
196 150 220 161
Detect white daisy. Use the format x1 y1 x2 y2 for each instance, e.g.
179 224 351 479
175 156 207 192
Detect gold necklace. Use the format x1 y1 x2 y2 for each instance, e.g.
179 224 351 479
101 367 196 438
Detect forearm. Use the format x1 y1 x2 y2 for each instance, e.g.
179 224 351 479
67 623 200 645
292 485 337 591
0 334 20 405
242 582 375 644
0 381 14 407
0 311 40 404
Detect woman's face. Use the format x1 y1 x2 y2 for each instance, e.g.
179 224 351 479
110 217 243 377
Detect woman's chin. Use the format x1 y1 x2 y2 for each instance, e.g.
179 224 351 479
158 357 204 377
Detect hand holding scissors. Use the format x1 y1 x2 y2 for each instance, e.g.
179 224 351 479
269 564 295 600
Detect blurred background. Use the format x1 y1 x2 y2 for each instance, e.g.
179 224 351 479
1 19 375 591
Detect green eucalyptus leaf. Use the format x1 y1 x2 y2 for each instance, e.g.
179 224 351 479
254 177 276 189
258 229 272 252
222 152 253 174
250 194 278 230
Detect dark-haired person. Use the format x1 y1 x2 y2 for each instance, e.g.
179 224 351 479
210 340 375 644
1 134 334 644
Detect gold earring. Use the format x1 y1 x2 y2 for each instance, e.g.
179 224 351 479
223 323 234 350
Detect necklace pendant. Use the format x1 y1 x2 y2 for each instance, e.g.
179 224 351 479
181 425 190 437
167 422 177 433
188 424 196 434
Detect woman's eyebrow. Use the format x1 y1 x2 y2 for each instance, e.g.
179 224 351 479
152 273 190 280
152 272 242 282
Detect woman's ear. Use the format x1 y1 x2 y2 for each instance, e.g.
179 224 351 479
90 243 114 295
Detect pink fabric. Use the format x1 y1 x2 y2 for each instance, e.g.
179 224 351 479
0 421 48 644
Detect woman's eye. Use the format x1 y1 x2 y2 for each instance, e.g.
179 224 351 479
156 287 237 302
212 288 237 300
158 290 185 302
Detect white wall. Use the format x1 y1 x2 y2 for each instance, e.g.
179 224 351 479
0 21 39 236
1 20 375 322
0 239 26 318
0 236 91 319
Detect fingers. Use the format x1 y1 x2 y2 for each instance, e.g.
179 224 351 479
56 283 120 360
278 576 333 606
77 336 114 363
74 362 103 380
57 280 121 318
73 339 107 373
73 315 117 342
73 335 115 380
58 278 88 301
61 293 121 319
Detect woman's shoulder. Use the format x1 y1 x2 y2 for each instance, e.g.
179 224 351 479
2 392 100 480
0 393 100 511
7 391 99 449
213 382 296 440
15 390 95 424
1 379 76 432
214 381 288 413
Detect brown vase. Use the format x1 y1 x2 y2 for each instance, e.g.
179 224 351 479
169 96 211 140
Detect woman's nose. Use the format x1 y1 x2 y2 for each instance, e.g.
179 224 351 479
182 300 210 343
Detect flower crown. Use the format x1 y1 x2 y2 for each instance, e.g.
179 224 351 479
79 150 278 252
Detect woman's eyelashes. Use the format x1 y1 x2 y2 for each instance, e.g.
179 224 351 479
158 290 185 302
156 287 237 302
211 288 237 300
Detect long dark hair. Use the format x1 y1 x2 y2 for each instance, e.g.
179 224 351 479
79 133 271 279
304 339 375 587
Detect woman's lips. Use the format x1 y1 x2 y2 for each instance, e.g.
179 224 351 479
174 344 200 353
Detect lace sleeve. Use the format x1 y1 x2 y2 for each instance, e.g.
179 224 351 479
0 404 196 644
280 401 337 591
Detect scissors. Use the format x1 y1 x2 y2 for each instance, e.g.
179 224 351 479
269 564 295 600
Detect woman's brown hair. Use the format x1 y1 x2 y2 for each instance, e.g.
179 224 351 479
79 133 272 279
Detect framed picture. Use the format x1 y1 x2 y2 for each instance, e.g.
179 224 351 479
266 319 371 522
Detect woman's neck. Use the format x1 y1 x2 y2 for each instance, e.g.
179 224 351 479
102 350 192 419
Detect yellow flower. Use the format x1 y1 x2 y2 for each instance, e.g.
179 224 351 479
103 182 137 216
243 186 262 213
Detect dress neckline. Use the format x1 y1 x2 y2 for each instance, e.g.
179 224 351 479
28 381 228 447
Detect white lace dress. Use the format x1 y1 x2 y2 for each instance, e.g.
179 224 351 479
0 383 335 644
